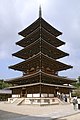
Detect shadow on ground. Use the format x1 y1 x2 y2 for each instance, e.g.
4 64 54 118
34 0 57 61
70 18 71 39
0 110 50 120
0 110 24 120
0 110 69 120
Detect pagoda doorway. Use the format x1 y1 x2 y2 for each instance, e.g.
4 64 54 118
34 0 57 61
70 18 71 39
21 88 27 98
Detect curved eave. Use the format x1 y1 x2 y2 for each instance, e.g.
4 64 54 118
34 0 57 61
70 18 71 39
18 17 62 37
16 27 40 47
42 53 73 71
41 18 62 37
8 82 75 89
6 71 40 83
6 71 76 84
41 27 65 46
13 38 69 60
18 18 40 37
41 71 76 83
9 52 73 72
17 27 65 47
13 39 40 58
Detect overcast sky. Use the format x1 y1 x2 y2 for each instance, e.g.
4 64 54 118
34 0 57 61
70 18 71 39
0 0 80 80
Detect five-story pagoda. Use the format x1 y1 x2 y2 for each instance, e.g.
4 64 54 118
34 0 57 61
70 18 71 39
7 7 76 105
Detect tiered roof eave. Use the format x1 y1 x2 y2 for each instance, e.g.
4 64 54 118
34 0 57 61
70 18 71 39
13 38 69 60
18 17 62 37
6 71 76 84
7 82 76 90
9 52 73 72
16 26 65 48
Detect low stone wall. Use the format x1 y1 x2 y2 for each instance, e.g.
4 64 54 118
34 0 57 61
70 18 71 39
8 97 59 105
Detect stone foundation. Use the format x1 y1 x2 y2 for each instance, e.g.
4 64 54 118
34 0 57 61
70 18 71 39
8 97 59 105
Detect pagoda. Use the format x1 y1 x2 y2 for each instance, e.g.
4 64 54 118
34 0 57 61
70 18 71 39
7 7 76 105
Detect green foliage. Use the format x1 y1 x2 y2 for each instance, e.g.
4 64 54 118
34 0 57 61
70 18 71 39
72 88 80 97
78 76 80 83
0 80 12 89
72 82 80 88
71 77 80 97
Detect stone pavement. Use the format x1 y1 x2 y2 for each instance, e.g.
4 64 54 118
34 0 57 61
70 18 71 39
35 105 80 119
0 102 80 120
0 110 80 120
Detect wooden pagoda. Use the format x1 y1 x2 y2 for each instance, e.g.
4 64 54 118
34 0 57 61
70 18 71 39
7 7 76 105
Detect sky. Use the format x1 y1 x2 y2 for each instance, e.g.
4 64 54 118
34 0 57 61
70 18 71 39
0 0 80 80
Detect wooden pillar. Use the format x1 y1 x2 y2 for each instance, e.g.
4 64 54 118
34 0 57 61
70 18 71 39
39 71 41 98
40 84 41 97
47 93 49 98
26 89 27 98
20 89 22 98
54 89 57 97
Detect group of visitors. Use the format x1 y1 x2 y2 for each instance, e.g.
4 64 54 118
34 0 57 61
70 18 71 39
57 93 68 102
57 93 80 110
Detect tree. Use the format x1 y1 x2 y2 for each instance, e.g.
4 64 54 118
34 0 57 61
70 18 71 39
78 76 80 83
0 80 12 89
72 77 80 97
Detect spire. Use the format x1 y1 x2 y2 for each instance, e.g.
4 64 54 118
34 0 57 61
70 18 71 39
39 5 42 18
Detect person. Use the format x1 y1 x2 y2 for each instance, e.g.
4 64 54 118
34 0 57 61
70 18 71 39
64 94 67 102
60 93 63 101
73 97 78 110
69 97 71 103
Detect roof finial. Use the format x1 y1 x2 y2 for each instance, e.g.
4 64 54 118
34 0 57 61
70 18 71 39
39 5 42 18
